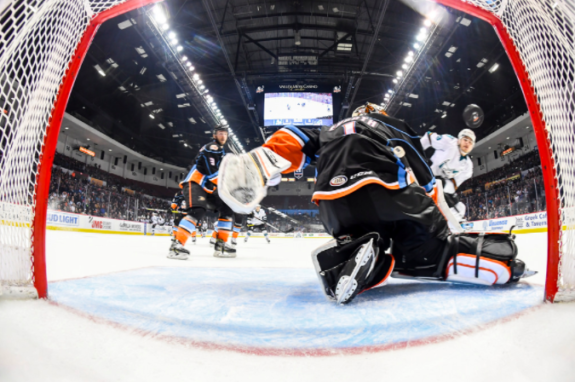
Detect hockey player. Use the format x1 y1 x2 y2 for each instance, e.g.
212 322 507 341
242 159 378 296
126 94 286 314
421 129 475 222
150 213 160 236
168 191 188 259
200 220 208 238
217 102 535 304
244 206 270 243
169 125 237 258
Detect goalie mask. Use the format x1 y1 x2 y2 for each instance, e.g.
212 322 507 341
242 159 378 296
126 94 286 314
352 102 389 117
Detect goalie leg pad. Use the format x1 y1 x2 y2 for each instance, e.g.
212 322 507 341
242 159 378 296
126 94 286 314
443 232 530 285
312 233 394 303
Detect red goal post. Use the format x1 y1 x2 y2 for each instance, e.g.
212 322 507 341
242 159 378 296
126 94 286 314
0 0 573 302
0 0 160 299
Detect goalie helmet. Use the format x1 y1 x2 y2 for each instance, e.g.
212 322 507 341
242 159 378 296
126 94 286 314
352 102 388 117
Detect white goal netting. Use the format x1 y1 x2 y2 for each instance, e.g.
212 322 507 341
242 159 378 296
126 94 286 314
447 0 574 300
0 0 133 297
0 0 573 301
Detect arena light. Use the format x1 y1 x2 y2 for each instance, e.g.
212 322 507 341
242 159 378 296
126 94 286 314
182 56 188 61
188 66 195 71
414 43 421 49
424 19 432 27
149 114 155 119
153 5 167 24
193 73 199 80
405 55 413 63
397 70 403 77
392 79 398 83
489 63 499 73
402 64 408 69
176 46 183 52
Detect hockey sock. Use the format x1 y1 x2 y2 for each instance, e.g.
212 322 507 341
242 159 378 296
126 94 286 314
216 218 232 242
176 216 197 245
211 230 217 239
232 223 241 240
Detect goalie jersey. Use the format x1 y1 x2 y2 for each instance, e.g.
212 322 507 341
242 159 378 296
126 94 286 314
262 114 436 203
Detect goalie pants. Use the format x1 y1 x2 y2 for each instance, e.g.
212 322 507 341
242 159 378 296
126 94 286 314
319 183 450 272
318 183 521 284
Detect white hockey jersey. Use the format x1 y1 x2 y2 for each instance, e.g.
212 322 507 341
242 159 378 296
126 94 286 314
151 215 159 224
420 132 473 191
248 209 267 226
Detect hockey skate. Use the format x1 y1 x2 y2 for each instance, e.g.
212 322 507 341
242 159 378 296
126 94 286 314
213 239 236 258
334 238 377 304
192 236 196 244
509 259 538 282
167 241 190 260
210 237 216 245
266 237 271 244
231 237 237 248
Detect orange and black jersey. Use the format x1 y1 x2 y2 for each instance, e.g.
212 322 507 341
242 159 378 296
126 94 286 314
171 192 186 211
180 140 225 194
263 114 436 203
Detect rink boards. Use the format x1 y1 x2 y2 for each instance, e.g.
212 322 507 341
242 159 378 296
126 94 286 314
43 209 330 238
41 209 559 238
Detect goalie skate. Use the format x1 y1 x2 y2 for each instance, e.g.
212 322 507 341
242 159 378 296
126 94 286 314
335 238 377 304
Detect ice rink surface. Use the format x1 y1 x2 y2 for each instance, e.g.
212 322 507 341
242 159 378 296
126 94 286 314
1 230 575 382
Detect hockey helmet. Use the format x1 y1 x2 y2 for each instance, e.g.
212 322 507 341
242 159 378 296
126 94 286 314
458 128 476 144
213 125 229 134
352 102 388 117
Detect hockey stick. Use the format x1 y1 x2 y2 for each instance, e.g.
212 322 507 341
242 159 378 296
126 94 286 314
265 206 302 225
265 222 294 233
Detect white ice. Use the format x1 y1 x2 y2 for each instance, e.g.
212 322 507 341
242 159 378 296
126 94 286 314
1 231 574 382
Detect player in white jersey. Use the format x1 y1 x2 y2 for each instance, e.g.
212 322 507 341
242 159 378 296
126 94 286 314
244 205 270 243
150 213 161 236
421 128 475 222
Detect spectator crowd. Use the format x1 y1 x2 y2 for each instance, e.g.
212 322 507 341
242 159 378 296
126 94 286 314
460 150 545 221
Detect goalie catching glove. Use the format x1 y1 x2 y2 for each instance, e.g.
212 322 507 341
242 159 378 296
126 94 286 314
218 147 291 214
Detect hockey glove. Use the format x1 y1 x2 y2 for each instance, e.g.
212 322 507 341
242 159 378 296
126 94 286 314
218 147 291 214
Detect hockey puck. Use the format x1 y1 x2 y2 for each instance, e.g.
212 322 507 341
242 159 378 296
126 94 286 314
463 104 484 129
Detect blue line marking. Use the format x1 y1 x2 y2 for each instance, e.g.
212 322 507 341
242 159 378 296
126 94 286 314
49 268 542 350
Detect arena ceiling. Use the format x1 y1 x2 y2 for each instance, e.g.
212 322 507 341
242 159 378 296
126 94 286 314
66 0 528 168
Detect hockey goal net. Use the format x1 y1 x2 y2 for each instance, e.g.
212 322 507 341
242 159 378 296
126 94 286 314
0 0 573 302
0 0 158 298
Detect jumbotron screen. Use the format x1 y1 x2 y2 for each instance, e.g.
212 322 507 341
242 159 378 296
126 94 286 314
264 92 333 126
